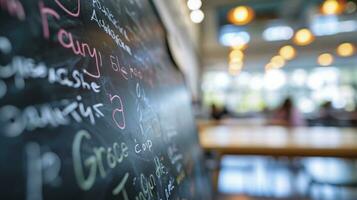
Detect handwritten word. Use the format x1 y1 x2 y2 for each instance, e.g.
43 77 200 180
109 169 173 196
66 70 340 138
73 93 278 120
90 0 128 41
26 142 61 200
48 68 100 92
134 139 152 154
0 0 25 20
135 83 162 138
0 97 103 137
39 1 102 79
164 178 175 200
110 55 143 80
110 55 128 80
109 93 125 129
112 173 130 200
91 9 131 55
154 156 167 179
129 65 143 80
0 56 46 89
62 96 104 125
0 104 69 137
57 29 102 78
135 173 156 200
167 144 183 173
0 55 101 92
91 0 117 27
72 130 129 191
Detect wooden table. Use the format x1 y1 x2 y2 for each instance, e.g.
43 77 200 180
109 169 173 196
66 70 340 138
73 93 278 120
199 124 357 158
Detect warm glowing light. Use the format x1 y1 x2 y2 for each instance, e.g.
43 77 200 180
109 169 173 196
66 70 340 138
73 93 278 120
293 28 315 46
265 62 274 71
232 44 248 50
230 57 243 63
228 67 241 75
337 42 355 57
228 6 255 25
229 60 243 69
321 0 343 15
229 49 244 60
317 53 334 66
271 55 286 68
279 45 297 60
190 9 204 23
187 0 202 10
228 60 243 75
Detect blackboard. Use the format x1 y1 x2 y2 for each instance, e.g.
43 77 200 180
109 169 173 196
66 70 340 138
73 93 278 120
0 0 211 199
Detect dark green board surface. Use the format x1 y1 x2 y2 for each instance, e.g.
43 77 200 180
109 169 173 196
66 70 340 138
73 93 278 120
0 0 211 199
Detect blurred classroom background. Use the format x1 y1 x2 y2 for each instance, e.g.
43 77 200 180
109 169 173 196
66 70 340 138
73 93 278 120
164 0 357 199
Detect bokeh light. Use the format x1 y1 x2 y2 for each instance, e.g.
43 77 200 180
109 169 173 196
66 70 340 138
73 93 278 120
336 42 355 57
317 53 334 66
228 6 255 25
321 0 344 15
229 49 244 60
187 0 202 10
271 55 286 68
293 28 315 46
279 45 297 60
190 9 204 23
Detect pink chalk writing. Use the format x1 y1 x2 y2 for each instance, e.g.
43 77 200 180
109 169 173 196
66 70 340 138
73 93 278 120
110 55 129 80
57 29 102 78
110 55 143 81
54 0 80 17
39 1 60 39
39 1 102 79
109 94 126 130
0 0 26 20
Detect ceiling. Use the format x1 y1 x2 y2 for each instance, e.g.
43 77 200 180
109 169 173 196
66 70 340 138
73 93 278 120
199 0 357 72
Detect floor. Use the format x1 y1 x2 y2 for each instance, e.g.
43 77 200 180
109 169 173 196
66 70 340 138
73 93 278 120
214 156 357 200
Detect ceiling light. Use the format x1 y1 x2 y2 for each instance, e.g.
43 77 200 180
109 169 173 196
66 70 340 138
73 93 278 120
311 15 339 36
230 57 243 63
337 42 355 57
265 62 274 71
229 60 243 69
317 53 334 66
228 6 255 25
229 49 244 60
279 45 297 60
190 9 204 23
271 55 286 68
311 15 357 36
262 26 294 41
293 28 314 46
231 43 248 50
228 61 243 75
220 31 250 47
187 0 202 10
321 0 343 15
